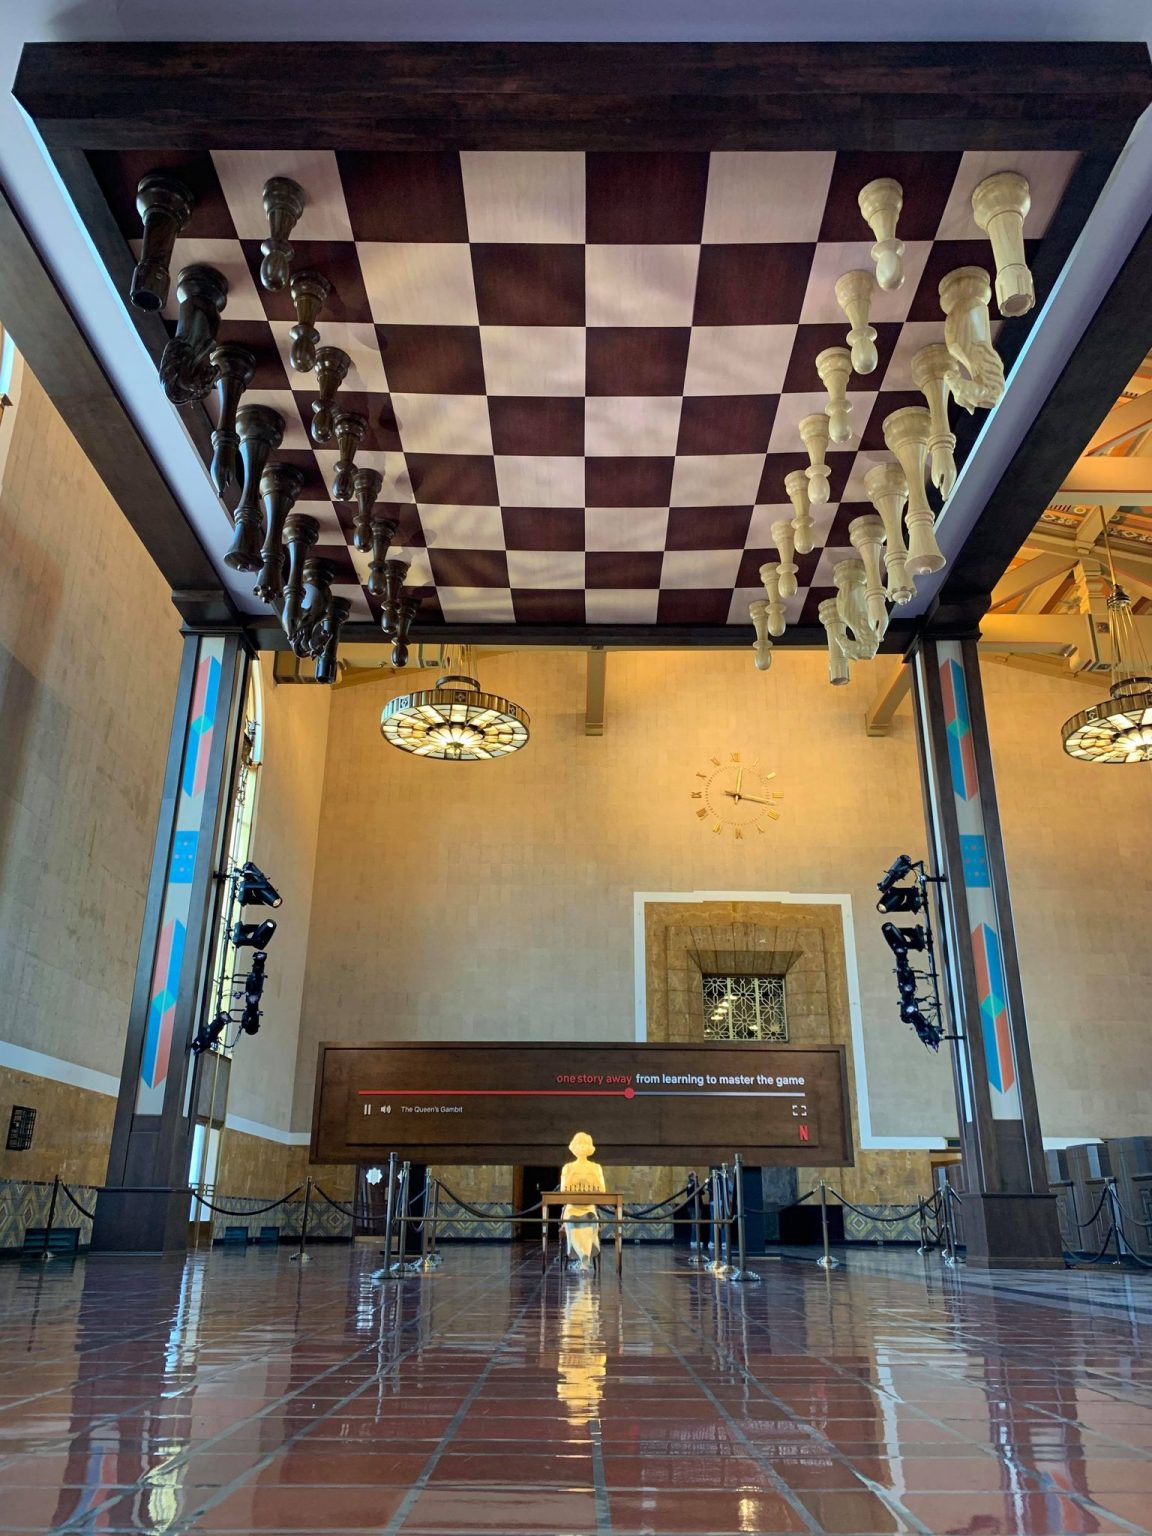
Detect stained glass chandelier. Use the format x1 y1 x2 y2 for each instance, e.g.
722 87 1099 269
1061 582 1152 763
381 674 529 761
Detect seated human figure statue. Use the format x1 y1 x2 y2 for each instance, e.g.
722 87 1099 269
560 1132 606 1271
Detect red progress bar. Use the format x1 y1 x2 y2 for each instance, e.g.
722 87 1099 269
358 1088 635 1098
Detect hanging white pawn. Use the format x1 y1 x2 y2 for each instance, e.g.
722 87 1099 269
798 413 832 505
749 601 773 671
858 178 905 291
770 520 799 599
758 561 787 636
815 347 854 445
784 469 815 554
971 171 1034 318
834 270 878 375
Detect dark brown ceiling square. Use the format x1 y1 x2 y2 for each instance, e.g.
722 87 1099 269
585 152 710 243
585 551 664 589
427 548 510 587
657 588 732 624
676 395 779 456
511 589 587 623
666 506 753 550
376 325 486 394
694 245 815 325
585 455 675 506
471 244 585 326
488 397 585 457
585 329 691 396
337 152 469 242
502 507 585 550
405 452 500 505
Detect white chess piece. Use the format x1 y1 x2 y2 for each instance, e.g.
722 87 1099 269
834 559 880 661
848 514 890 633
749 601 773 671
818 597 852 686
758 562 787 636
858 178 905 292
784 469 815 554
815 346 854 445
798 413 831 505
939 266 1004 412
883 407 945 577
770 521 799 599
834 270 879 375
863 461 915 605
910 343 959 498
971 171 1034 318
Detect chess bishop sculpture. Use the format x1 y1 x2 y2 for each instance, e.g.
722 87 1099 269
281 514 319 639
351 467 384 552
863 461 915 605
130 172 194 312
784 469 815 555
971 171 1035 318
224 406 285 572
208 344 256 497
858 178 905 292
380 558 411 640
749 601 774 672
910 343 959 498
848 515 889 634
939 266 1005 412
883 407 945 577
834 270 878 375
159 265 227 406
254 463 306 604
368 515 400 597
331 411 368 503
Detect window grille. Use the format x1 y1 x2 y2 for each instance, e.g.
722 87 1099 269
702 974 788 1041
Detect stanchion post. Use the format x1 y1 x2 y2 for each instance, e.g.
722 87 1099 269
380 1151 398 1268
289 1176 313 1264
393 1161 411 1272
40 1174 60 1263
429 1178 441 1266
1107 1178 1127 1262
817 1180 838 1270
917 1197 930 1256
729 1152 761 1283
708 1169 724 1274
689 1174 702 1264
419 1180 431 1269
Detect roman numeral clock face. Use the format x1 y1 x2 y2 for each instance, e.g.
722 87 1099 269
691 753 784 838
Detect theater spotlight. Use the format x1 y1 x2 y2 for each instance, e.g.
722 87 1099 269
881 921 927 955
234 862 282 909
243 951 268 1007
231 918 277 949
876 885 924 914
191 1012 229 1055
239 1003 261 1036
900 1000 944 1052
877 853 915 893
895 965 918 1001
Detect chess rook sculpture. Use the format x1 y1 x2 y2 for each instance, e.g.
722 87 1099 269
209 344 256 497
254 462 305 604
749 601 774 672
784 469 815 555
863 461 915 605
818 598 851 686
770 520 799 600
131 172 194 312
971 171 1034 318
159 265 227 406
352 467 384 552
834 270 878 375
910 343 959 498
289 270 331 373
224 406 284 572
858 178 905 292
798 412 832 505
815 347 854 445
311 346 351 444
368 515 400 597
883 407 945 577
759 561 787 636
260 176 306 292
331 411 368 503
939 267 1005 412
560 1132 606 1271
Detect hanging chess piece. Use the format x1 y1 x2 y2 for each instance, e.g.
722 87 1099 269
281 514 320 639
331 411 368 502
295 558 337 658
798 413 831 506
971 171 1034 318
130 172 194 312
833 559 877 661
749 601 773 672
858 178 905 292
815 347 854 445
208 344 255 497
311 345 351 444
314 596 352 684
368 515 400 597
863 461 915 605
350 466 383 551
159 265 227 406
770 520 799 599
289 270 331 373
818 598 851 686
782 470 814 556
848 514 889 633
260 176 306 292
758 562 787 636
939 267 1004 412
380 558 411 638
910 343 959 498
834 270 878 375
391 589 422 669
225 405 284 571
254 462 305 604
883 407 944 577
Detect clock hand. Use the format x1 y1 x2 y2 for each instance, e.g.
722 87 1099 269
734 766 743 802
723 790 770 806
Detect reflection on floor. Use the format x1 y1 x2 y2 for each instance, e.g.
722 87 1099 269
0 1244 1150 1533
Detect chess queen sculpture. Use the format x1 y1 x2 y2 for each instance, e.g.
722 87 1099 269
560 1132 607 1271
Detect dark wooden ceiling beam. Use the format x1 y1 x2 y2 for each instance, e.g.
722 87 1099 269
15 42 1151 152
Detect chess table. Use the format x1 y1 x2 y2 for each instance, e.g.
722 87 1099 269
541 1190 625 1277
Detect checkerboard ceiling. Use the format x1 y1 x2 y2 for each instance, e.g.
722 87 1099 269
94 147 1080 632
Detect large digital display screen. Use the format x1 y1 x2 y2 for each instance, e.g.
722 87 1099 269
311 1043 852 1166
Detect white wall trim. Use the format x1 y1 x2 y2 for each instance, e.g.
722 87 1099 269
0 1039 120 1098
224 1114 310 1146
632 890 947 1152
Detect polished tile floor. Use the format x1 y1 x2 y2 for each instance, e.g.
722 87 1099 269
1 1244 1151 1534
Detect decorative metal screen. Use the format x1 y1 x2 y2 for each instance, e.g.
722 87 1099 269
702 975 788 1041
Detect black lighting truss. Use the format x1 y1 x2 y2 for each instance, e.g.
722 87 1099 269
876 857 950 1052
190 862 280 1055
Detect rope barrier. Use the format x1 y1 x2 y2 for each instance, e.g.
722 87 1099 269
825 1188 926 1224
189 1186 303 1217
312 1186 357 1218
1074 1185 1111 1231
435 1182 544 1221
59 1184 96 1222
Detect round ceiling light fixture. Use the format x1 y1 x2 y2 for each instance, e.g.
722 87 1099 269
381 674 530 761
1061 583 1152 764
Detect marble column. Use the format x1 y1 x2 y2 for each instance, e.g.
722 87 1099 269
92 628 249 1253
911 635 1062 1267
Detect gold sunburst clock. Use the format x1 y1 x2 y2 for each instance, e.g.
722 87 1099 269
691 753 784 838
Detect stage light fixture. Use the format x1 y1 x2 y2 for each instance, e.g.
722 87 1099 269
235 862 282 909
239 1003 261 1036
900 1000 944 1051
877 853 915 893
192 1012 229 1056
896 966 918 1001
877 886 924 914
243 952 268 1008
231 918 277 949
881 921 927 955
